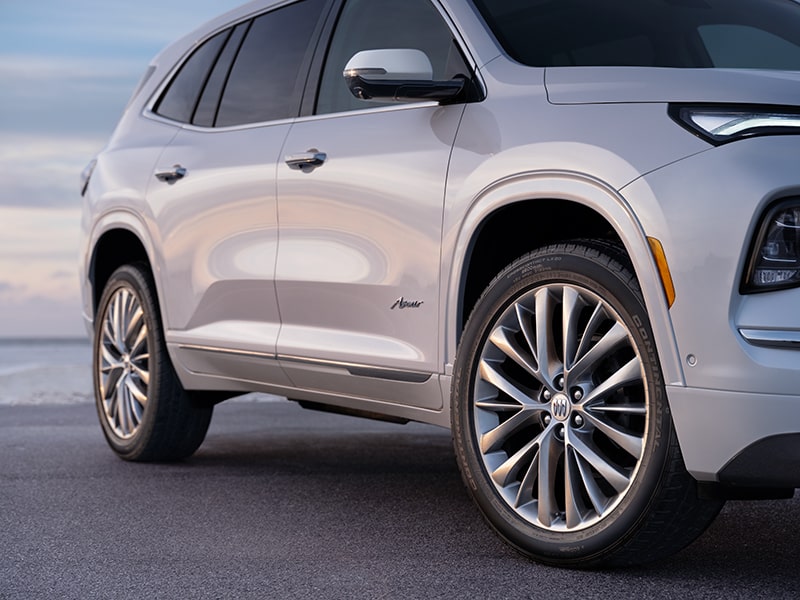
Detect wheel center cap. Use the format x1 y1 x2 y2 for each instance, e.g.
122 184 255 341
551 393 571 421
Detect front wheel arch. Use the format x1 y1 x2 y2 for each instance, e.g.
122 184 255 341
445 174 683 389
458 199 620 338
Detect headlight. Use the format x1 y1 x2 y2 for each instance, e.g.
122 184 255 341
743 199 800 293
670 105 800 145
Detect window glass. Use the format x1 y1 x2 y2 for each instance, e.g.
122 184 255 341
155 31 228 123
193 22 249 127
216 0 326 127
317 0 469 114
471 0 800 69
699 25 800 70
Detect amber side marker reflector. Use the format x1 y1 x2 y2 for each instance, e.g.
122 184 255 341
648 237 676 308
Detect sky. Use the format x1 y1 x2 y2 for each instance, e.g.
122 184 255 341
0 1 245 338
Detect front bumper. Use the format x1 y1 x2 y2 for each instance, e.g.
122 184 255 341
668 386 800 485
624 135 800 486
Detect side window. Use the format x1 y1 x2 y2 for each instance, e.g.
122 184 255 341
192 22 249 128
216 0 326 127
155 30 229 124
551 36 654 67
316 0 469 114
698 25 800 70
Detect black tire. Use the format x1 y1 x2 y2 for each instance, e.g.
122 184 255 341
452 242 723 567
93 263 212 461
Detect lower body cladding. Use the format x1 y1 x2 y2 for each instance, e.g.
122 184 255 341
168 341 453 427
668 385 800 489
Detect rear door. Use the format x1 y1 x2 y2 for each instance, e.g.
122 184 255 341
148 0 328 384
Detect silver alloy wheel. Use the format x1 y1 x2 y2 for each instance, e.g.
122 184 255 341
474 282 648 532
98 285 150 440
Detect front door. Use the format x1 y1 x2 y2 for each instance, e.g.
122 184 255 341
275 0 473 408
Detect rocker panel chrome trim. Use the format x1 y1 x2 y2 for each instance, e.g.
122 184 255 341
177 344 432 383
280 354 432 383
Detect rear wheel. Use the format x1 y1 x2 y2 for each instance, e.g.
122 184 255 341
452 242 722 567
93 263 212 461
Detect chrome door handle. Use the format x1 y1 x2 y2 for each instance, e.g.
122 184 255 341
155 165 187 183
285 149 327 173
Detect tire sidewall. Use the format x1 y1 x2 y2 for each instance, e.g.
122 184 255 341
452 247 672 565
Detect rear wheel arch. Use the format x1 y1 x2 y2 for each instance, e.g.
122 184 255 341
89 227 152 315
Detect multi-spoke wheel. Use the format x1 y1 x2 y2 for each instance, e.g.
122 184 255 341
97 283 150 440
452 243 723 567
93 263 212 461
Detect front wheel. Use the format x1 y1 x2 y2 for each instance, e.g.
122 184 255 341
93 263 212 461
452 243 722 567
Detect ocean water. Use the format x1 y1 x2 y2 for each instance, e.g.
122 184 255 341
0 338 91 376
0 338 93 405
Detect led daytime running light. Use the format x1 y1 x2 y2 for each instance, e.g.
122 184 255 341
690 113 800 137
672 105 800 144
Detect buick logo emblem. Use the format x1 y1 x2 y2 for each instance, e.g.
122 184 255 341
551 394 570 421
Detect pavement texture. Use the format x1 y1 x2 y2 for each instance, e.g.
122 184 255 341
2 400 799 599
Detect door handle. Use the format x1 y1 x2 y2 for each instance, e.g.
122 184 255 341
155 165 187 184
285 149 327 173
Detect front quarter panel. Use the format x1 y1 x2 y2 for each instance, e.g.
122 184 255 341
621 135 800 481
441 59 710 385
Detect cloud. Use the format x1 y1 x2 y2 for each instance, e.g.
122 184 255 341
0 55 144 81
0 0 247 207
0 206 81 259
0 293 85 338
0 2 243 139
50 270 78 280
0 1 244 61
0 54 139 139
0 0 243 337
0 268 83 338
0 134 105 208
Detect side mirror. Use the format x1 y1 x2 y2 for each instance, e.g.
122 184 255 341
343 49 466 104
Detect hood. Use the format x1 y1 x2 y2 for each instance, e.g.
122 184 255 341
545 67 800 106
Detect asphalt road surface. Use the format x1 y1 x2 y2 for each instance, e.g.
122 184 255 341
2 400 799 599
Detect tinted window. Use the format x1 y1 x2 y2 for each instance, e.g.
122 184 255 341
699 24 800 70
155 30 228 123
317 0 469 114
216 0 326 127
193 22 249 127
472 0 800 69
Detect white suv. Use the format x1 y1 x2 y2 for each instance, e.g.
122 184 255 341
80 0 800 567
